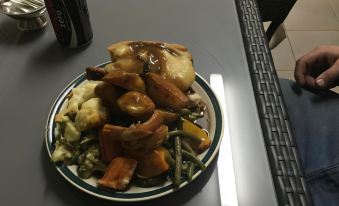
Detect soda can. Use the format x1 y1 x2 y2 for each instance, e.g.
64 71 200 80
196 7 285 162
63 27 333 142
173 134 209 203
44 0 93 48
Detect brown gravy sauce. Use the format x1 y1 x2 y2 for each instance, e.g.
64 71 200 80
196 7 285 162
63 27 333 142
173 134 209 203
128 41 179 73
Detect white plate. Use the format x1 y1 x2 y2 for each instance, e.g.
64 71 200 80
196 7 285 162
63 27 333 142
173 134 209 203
45 61 224 202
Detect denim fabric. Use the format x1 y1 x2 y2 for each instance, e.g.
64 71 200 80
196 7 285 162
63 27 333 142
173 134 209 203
279 79 339 206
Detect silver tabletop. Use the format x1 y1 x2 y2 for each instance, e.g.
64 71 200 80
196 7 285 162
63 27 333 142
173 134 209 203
0 0 277 205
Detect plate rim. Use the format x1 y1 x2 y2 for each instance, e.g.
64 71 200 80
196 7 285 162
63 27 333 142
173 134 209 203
45 61 224 202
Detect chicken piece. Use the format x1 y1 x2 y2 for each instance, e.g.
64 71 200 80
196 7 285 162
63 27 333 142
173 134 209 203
74 98 109 132
65 81 100 117
98 157 137 191
107 41 196 91
108 42 144 74
161 50 195 91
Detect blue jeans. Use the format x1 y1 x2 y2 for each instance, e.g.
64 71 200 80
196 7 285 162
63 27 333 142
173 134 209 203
280 79 339 206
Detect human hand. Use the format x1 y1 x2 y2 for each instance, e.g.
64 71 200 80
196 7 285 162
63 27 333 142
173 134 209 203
294 45 339 89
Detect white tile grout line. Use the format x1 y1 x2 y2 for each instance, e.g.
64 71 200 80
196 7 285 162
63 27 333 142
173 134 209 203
327 0 339 25
282 24 297 64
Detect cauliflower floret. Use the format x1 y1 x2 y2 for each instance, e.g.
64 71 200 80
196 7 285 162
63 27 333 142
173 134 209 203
74 97 109 132
55 115 81 142
66 81 101 116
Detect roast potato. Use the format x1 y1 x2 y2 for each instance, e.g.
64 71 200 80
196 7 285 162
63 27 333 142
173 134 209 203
85 67 107 80
94 82 121 112
121 109 164 141
145 73 190 112
102 70 145 93
157 109 180 124
117 91 155 120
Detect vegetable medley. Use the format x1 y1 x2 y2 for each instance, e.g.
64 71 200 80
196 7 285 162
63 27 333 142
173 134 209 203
51 41 211 191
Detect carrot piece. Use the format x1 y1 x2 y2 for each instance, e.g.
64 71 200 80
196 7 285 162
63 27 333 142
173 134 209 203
98 157 137 191
143 125 168 151
99 131 124 164
137 147 170 178
101 124 126 141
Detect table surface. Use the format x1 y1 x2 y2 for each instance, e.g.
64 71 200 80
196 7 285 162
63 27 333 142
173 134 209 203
0 0 277 205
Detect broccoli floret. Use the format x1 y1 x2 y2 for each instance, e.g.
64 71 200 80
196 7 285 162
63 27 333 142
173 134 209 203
77 144 106 179
51 140 73 163
51 138 82 165
79 131 97 151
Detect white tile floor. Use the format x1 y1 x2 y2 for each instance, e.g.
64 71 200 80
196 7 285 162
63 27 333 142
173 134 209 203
269 0 339 92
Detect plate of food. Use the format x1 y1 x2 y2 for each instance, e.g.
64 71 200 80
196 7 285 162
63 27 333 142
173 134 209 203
45 41 223 202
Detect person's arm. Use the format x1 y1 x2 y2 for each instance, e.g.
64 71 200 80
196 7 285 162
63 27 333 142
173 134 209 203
294 45 339 89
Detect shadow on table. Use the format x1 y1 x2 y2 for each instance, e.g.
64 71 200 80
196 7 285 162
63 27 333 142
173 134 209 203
27 40 91 70
40 142 218 206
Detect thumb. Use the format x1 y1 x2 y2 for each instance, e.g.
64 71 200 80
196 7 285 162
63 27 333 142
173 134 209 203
316 59 339 89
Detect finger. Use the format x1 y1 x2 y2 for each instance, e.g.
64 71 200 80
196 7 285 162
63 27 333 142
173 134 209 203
294 46 328 86
294 59 306 86
305 75 316 88
316 59 339 89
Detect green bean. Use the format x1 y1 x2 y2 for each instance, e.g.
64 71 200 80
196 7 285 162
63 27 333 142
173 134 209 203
182 150 206 170
169 148 175 157
168 130 202 144
181 140 197 156
181 162 188 174
187 162 195 181
180 109 204 121
188 115 198 121
174 136 182 187
191 112 204 118
180 109 191 116
165 152 176 168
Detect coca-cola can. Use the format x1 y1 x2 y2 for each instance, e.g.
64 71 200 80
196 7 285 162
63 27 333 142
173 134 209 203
44 0 93 48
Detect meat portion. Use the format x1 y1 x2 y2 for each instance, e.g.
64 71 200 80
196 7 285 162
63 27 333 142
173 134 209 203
107 41 196 91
